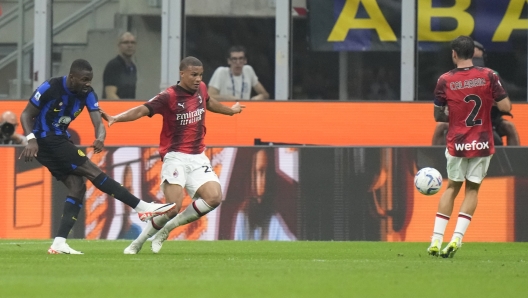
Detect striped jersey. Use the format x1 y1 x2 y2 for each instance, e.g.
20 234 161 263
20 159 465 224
144 81 209 159
434 66 507 158
29 76 99 138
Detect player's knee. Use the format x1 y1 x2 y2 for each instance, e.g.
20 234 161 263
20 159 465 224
204 190 222 208
70 182 86 200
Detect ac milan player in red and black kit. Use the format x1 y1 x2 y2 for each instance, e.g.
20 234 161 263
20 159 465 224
102 56 245 254
427 36 511 258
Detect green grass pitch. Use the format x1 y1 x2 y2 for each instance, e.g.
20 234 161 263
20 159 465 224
0 240 527 297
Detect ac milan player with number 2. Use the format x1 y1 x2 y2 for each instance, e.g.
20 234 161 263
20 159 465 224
427 36 512 258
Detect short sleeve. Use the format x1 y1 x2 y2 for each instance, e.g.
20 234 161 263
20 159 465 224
103 58 120 87
489 71 508 102
208 67 224 90
29 81 52 109
246 65 259 87
199 82 210 103
144 90 169 117
85 91 99 111
433 77 447 106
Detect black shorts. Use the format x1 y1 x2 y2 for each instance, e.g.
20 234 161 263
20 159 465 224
36 135 88 181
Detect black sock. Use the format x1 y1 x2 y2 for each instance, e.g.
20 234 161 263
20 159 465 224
56 197 82 238
92 173 140 208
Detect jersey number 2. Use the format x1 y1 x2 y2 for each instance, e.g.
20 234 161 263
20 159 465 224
464 95 482 126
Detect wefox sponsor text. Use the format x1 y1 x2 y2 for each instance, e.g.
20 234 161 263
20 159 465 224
454 140 489 151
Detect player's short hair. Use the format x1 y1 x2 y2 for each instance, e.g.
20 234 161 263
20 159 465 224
451 36 474 60
69 59 92 74
179 56 203 71
227 45 247 58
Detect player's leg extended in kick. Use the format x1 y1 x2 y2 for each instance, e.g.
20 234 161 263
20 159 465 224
151 181 222 253
440 179 480 258
48 175 86 255
74 160 176 222
124 182 184 254
428 179 463 256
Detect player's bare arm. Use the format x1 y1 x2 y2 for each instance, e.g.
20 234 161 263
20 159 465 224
207 96 245 115
89 110 106 154
434 105 449 122
250 82 269 100
19 103 40 161
103 105 150 127
496 96 512 113
207 86 237 101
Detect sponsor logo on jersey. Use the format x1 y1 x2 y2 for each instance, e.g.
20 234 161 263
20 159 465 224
56 116 72 126
454 141 489 151
78 149 86 157
178 102 185 109
176 108 205 125
74 109 82 117
34 91 41 101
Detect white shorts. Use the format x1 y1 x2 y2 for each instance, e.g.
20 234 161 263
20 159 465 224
160 151 220 198
445 149 492 184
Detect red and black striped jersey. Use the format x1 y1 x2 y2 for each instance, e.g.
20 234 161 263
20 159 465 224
434 66 507 157
144 81 210 159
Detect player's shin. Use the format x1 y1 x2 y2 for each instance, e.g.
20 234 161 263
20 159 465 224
56 197 83 239
91 173 141 208
452 212 472 245
163 198 215 231
431 213 450 244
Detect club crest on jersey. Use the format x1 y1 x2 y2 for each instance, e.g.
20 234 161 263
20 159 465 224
173 169 179 178
198 94 203 104
178 103 185 109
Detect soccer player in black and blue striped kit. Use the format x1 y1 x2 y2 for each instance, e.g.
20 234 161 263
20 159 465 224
18 59 175 254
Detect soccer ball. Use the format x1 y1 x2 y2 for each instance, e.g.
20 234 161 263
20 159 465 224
414 167 442 195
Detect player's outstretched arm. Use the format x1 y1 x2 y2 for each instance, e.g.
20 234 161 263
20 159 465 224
89 110 106 154
206 96 245 116
101 105 150 127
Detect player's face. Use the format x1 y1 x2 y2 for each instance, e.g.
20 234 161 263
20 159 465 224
69 70 93 95
179 66 203 92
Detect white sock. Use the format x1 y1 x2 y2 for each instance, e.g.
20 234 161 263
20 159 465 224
133 201 149 212
52 237 66 247
152 214 170 229
162 199 215 232
133 220 160 244
432 213 450 243
452 212 472 244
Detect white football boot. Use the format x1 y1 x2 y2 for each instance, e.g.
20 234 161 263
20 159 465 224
137 203 176 222
48 242 84 255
